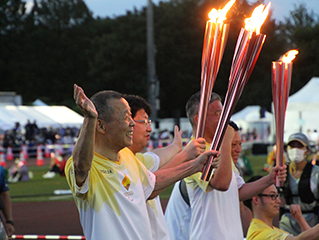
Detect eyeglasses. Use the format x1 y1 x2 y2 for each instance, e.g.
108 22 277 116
258 193 279 201
134 119 152 126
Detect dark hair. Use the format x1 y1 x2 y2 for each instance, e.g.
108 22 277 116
186 91 221 128
90 90 123 123
229 121 239 131
124 94 152 118
243 175 263 210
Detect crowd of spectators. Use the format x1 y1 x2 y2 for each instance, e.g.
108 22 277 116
0 120 79 157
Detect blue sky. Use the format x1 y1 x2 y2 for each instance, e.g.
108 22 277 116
82 0 319 22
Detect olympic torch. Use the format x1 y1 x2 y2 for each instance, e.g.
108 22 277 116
272 50 298 186
201 3 270 181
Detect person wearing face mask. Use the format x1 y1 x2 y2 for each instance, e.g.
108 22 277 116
280 132 319 236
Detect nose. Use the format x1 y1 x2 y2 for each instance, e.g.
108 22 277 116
276 196 281 203
129 116 135 127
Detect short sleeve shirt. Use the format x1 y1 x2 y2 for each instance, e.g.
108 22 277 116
247 218 289 240
65 148 156 240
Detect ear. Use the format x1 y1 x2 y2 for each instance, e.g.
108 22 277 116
194 114 199 126
96 119 106 134
252 196 259 206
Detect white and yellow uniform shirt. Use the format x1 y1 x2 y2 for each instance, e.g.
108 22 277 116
65 148 156 240
185 141 245 240
136 152 170 240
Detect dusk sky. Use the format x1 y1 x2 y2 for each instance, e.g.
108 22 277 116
83 0 319 22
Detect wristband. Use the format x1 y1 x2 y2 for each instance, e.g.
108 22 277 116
6 220 14 226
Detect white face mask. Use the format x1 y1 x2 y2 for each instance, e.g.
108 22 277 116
287 148 306 163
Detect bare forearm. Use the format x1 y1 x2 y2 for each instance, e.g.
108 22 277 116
0 192 12 221
149 160 200 199
209 139 232 191
73 117 96 182
296 217 311 232
159 150 189 169
287 223 319 240
239 175 272 201
152 143 182 168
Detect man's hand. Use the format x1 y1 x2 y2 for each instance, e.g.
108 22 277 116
211 153 221 169
5 221 14 237
74 84 98 119
290 204 311 231
268 164 287 184
195 150 220 172
171 125 183 153
183 137 206 160
290 204 303 221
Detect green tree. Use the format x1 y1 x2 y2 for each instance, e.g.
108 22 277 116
278 4 319 96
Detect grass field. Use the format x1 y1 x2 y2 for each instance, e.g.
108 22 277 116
8 154 270 201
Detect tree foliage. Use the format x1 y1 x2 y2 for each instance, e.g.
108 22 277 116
278 4 319 95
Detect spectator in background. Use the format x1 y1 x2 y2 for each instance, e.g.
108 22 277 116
280 132 319 235
266 145 286 172
0 165 14 239
43 151 69 179
8 159 29 183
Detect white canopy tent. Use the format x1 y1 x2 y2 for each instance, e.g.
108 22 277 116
0 105 83 131
282 77 319 142
231 105 273 143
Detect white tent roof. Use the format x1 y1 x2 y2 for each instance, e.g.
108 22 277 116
232 106 272 122
231 106 273 143
32 99 48 106
287 77 319 110
0 105 83 131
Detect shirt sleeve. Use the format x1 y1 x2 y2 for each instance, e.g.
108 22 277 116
0 167 8 192
143 170 156 200
136 152 160 172
234 170 245 189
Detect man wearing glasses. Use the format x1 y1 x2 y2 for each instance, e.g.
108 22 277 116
245 176 319 240
124 94 209 240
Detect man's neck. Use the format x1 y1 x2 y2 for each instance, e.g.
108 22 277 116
254 213 274 228
128 146 138 155
94 144 121 162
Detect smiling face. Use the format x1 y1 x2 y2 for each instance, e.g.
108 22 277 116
231 131 242 164
129 108 152 154
104 98 135 151
257 185 281 219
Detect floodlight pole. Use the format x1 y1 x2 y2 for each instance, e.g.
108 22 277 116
147 0 159 121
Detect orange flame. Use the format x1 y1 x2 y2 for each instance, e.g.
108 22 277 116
280 50 299 63
245 3 271 34
208 0 235 24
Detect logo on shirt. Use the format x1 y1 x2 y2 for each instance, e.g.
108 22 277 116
100 169 113 175
122 174 131 191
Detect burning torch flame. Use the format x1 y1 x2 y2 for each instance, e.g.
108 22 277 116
280 50 299 63
245 3 271 34
208 0 235 24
